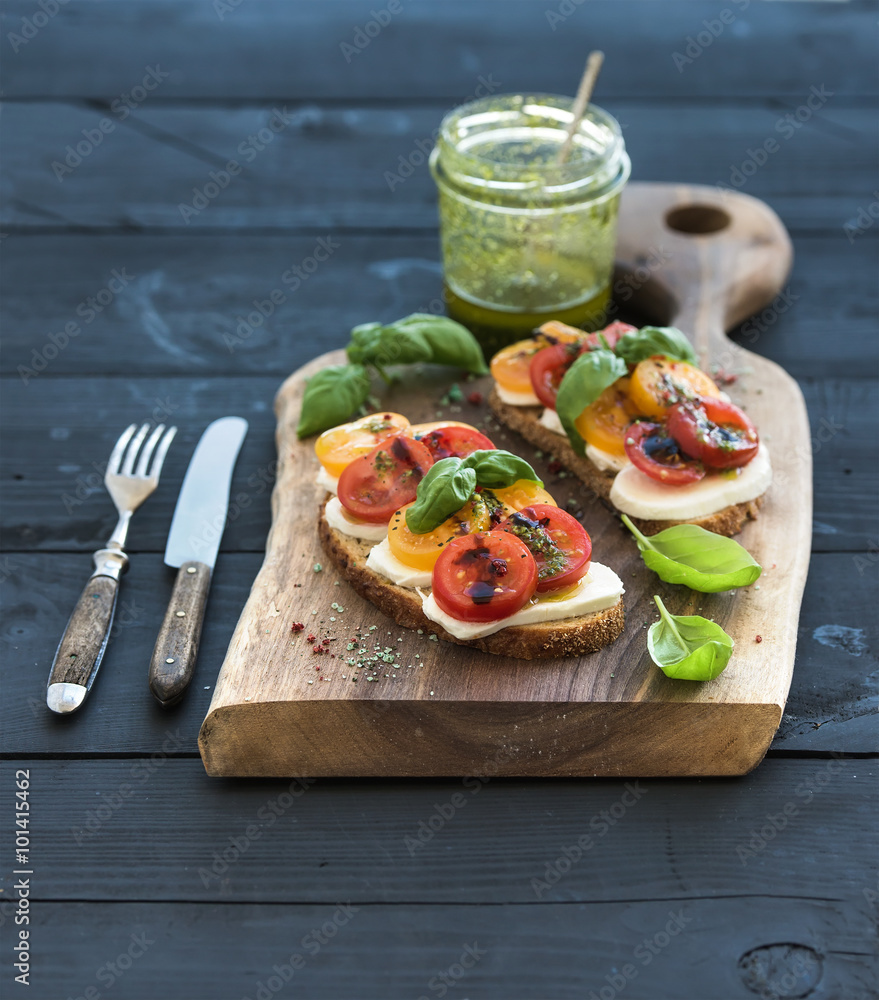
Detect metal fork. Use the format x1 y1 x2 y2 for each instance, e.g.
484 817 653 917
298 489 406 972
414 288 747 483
47 423 177 715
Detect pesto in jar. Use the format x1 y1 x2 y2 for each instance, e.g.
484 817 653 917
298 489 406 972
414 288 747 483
430 94 631 356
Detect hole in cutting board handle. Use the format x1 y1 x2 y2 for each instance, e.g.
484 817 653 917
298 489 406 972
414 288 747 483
665 204 731 235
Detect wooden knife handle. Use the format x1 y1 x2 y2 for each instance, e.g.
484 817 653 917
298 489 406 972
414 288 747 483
47 548 128 715
149 561 212 708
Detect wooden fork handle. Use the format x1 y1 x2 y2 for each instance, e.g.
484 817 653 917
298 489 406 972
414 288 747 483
149 561 212 708
46 548 129 715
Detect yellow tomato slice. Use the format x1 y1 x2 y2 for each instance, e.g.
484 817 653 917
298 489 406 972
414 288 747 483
314 412 410 477
575 377 639 456
628 356 721 420
488 479 558 517
490 324 585 395
388 496 491 571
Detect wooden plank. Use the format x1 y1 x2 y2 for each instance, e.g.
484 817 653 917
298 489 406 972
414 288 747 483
201 175 818 778
2 552 875 757
10 759 877 904
2 233 876 381
1 101 875 232
1 376 875 554
2 0 876 100
21 897 877 1000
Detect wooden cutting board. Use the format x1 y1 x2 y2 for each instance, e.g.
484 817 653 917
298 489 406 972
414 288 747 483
198 182 810 778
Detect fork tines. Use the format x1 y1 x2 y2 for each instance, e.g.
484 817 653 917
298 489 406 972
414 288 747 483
109 423 178 481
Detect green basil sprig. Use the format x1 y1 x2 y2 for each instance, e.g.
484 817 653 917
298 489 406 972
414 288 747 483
296 364 371 438
555 350 628 456
405 450 542 534
648 595 734 681
297 313 488 438
614 326 698 367
622 516 762 593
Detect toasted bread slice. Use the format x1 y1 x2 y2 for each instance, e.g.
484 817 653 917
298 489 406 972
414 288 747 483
318 502 624 659
489 387 763 537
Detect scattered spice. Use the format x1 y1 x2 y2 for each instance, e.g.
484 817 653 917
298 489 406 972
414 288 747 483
467 390 484 406
291 623 305 633
756 635 763 643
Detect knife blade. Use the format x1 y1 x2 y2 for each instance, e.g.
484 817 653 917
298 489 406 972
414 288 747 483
148 416 248 707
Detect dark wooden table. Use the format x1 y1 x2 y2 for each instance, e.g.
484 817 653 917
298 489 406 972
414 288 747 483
1 3 876 997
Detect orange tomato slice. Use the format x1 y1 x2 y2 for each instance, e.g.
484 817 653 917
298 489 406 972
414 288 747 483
388 496 491 571
575 377 639 456
314 412 410 478
628 356 721 420
490 323 585 396
488 479 558 517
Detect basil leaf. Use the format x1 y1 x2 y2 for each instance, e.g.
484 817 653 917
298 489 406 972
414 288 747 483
404 449 541 533
347 321 432 367
614 326 698 367
648 595 734 681
389 313 489 374
555 349 628 456
345 323 382 365
462 449 542 489
405 458 477 534
297 363 371 438
622 516 762 593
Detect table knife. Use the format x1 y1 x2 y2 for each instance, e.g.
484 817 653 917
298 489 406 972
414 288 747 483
148 416 248 708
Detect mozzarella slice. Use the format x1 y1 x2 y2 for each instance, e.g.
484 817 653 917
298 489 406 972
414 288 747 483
609 443 772 521
420 562 624 640
539 407 566 435
366 538 433 587
316 466 339 494
538 407 629 472
324 496 388 542
586 444 629 474
496 384 541 407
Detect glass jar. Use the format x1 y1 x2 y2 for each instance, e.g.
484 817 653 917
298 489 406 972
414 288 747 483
430 93 630 357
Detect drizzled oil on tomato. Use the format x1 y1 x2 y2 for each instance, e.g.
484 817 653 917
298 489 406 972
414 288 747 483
667 398 759 469
628 356 721 419
496 504 591 593
624 421 705 485
431 532 538 623
410 423 495 460
337 435 433 523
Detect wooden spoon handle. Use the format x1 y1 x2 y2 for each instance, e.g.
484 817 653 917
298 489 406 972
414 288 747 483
46 548 129 714
149 561 212 708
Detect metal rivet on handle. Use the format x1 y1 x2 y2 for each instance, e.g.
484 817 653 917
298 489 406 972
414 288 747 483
186 567 197 574
176 611 186 618
165 657 175 664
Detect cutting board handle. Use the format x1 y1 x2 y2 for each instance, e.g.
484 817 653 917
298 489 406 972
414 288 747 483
614 183 793 368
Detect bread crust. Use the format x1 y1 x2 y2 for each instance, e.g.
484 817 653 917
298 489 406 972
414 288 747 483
318 502 624 659
489 387 764 537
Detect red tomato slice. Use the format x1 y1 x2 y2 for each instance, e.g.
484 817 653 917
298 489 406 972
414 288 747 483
496 503 591 593
529 323 639 410
529 342 581 409
337 435 433 523
624 421 705 485
432 532 538 623
667 398 759 469
411 423 495 460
